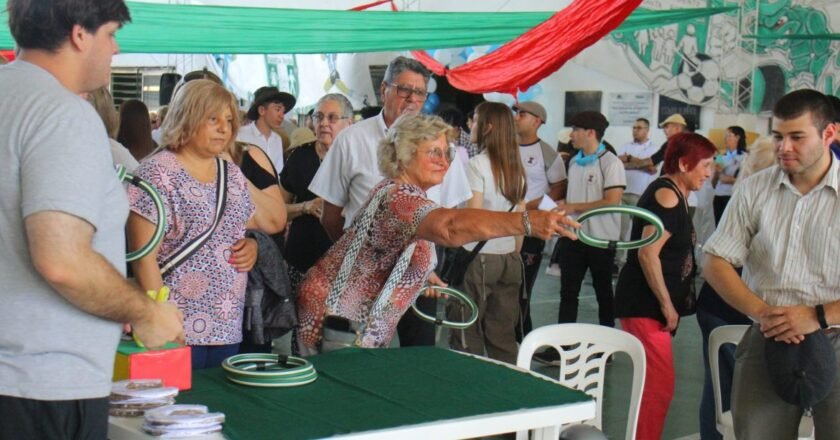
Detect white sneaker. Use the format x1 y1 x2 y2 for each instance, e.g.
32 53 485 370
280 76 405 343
545 264 561 277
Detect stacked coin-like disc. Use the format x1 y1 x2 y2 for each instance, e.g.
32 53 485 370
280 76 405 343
143 404 225 437
109 379 178 417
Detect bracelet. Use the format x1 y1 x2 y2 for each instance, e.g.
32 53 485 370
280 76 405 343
302 201 310 215
816 304 829 329
521 210 532 236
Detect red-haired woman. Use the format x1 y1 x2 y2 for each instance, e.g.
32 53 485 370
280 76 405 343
614 132 716 440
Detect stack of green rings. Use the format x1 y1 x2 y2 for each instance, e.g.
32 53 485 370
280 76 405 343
116 165 167 262
576 205 664 250
222 354 318 387
411 287 479 329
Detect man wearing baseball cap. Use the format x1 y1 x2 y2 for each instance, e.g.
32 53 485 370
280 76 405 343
626 113 687 172
536 111 625 364
237 86 296 175
512 101 567 340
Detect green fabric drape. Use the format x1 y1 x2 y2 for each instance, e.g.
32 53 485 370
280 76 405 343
743 33 840 41
0 2 736 54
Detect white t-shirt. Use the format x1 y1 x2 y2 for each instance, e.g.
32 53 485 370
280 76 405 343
309 112 472 229
567 151 626 242
616 139 658 196
520 140 567 201
713 151 747 197
109 138 139 173
463 153 517 254
237 122 284 174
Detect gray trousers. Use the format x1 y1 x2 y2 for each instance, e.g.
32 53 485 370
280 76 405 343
615 192 641 267
732 325 840 439
448 252 522 365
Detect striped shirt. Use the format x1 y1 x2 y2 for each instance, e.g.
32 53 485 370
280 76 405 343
704 157 840 307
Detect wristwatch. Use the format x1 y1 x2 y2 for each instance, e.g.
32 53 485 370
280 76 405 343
816 304 829 329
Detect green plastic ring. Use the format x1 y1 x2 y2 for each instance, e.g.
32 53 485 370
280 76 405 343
117 166 167 262
222 354 318 387
576 205 664 250
411 287 479 330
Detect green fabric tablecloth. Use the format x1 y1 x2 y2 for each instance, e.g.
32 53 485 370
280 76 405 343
177 347 590 439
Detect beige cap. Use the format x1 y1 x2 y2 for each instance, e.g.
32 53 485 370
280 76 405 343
659 114 687 128
557 128 572 144
289 127 316 149
513 101 547 123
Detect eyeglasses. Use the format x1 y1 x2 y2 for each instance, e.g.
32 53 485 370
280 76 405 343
632 126 648 130
419 146 455 162
312 113 349 124
386 82 428 100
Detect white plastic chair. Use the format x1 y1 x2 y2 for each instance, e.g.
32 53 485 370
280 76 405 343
709 325 814 440
516 323 646 440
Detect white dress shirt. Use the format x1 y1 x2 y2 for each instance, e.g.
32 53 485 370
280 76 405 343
236 122 284 174
309 112 472 229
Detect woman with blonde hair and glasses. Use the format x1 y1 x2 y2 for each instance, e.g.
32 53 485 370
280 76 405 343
296 113 579 355
127 80 282 369
447 101 527 364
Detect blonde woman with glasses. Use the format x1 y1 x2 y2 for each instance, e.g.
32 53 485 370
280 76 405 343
296 113 579 354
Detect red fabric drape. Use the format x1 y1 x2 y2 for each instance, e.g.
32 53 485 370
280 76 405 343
0 50 14 62
411 0 642 96
350 0 394 11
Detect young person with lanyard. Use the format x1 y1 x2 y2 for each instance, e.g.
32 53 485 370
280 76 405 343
512 100 567 340
535 111 626 364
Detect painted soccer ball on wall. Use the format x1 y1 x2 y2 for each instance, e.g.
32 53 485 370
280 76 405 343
677 53 720 103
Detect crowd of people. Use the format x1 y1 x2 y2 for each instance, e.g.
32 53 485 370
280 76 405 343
2 1 840 439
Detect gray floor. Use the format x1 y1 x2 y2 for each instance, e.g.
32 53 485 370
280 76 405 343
517 258 705 440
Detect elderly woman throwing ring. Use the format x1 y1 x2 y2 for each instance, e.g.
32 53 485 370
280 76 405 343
296 114 579 354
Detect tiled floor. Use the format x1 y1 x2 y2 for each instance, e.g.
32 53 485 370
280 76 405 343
522 259 705 440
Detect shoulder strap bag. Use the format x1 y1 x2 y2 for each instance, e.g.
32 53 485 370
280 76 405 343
160 157 228 275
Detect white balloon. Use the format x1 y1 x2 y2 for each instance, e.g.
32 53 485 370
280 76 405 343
448 55 466 69
483 92 516 107
432 50 452 66
472 45 491 56
427 78 437 94
466 52 483 63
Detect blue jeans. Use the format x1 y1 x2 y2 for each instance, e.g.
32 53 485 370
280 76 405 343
190 343 240 369
697 308 738 440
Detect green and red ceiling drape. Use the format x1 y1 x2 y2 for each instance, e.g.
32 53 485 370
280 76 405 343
410 0 642 95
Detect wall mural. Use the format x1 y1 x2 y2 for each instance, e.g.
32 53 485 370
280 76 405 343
610 0 840 113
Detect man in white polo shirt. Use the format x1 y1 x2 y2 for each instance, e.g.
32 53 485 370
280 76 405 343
309 56 471 347
512 100 567 339
615 117 658 269
537 111 625 364
237 86 296 175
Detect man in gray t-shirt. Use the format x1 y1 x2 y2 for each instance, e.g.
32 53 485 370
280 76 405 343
0 2 183 438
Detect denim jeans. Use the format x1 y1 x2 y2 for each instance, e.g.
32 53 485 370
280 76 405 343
697 308 738 440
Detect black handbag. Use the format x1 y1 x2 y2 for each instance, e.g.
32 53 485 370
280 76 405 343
440 205 515 286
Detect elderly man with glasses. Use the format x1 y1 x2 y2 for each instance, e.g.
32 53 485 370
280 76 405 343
309 56 471 348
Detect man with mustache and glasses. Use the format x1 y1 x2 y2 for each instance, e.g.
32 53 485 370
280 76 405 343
309 56 471 347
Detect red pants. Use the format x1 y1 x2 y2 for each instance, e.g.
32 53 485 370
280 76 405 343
620 317 674 440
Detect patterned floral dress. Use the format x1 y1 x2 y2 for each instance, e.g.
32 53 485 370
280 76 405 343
129 150 255 346
297 180 438 349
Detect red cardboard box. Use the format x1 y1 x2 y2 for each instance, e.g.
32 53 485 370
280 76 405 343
113 341 191 390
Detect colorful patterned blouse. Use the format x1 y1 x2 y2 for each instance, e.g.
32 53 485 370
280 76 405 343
297 180 438 349
129 150 255 345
